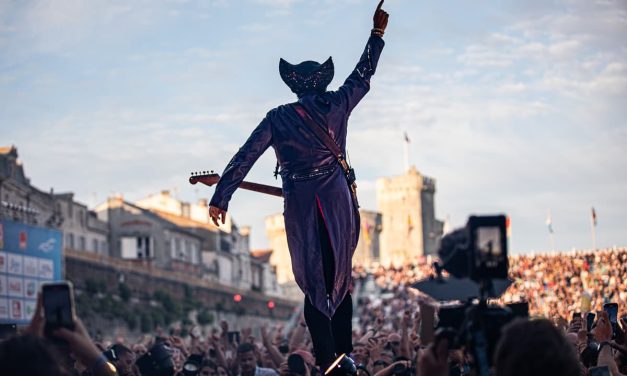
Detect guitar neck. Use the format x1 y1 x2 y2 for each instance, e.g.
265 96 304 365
239 181 283 198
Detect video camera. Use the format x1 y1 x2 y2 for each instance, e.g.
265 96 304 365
413 215 528 376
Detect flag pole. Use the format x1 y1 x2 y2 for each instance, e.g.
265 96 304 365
550 232 555 252
591 207 597 250
403 131 410 173
546 209 555 252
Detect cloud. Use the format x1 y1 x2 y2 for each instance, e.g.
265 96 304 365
1 0 625 253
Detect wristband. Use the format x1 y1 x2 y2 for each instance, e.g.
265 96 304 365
371 28 384 37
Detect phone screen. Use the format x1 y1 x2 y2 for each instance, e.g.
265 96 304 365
586 312 596 332
419 303 436 346
42 282 75 329
227 331 240 345
604 303 618 324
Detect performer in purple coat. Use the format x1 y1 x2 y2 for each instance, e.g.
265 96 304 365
209 1 388 370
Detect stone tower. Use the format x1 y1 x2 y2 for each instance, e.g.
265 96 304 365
376 166 442 266
265 213 292 284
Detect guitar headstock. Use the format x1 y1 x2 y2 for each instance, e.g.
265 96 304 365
189 170 221 187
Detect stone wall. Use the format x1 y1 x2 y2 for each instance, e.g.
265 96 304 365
64 249 296 322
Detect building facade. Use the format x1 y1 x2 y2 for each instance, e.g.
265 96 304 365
0 146 62 229
55 193 109 255
264 213 291 284
376 166 443 266
0 146 108 253
95 196 203 274
352 210 383 267
133 191 281 296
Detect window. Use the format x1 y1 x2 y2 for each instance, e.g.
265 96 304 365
190 243 198 264
92 239 98 253
79 236 85 250
138 236 151 258
66 233 74 249
121 236 151 259
121 237 136 258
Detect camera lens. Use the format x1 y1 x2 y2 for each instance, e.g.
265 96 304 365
184 363 199 371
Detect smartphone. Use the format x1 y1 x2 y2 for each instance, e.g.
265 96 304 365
227 331 240 345
0 323 17 340
287 353 307 374
42 281 76 337
586 312 596 332
603 303 619 337
604 303 618 324
419 303 436 346
572 312 581 320
508 302 529 318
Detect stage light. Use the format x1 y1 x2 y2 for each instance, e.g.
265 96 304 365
325 354 356 376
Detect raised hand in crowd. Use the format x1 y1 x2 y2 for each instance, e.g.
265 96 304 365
416 338 449 376
262 325 286 368
595 311 626 376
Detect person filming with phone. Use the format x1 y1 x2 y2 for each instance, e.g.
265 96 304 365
0 281 118 376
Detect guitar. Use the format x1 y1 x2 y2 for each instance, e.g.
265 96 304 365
189 171 284 198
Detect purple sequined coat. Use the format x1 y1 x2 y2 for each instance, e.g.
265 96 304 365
210 35 384 317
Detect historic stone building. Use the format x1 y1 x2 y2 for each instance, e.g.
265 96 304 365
376 166 443 266
264 166 443 271
94 196 203 274
0 146 62 228
132 191 281 297
352 210 383 267
0 146 108 251
264 213 291 284
55 193 109 255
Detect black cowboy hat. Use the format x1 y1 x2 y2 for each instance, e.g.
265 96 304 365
279 57 334 97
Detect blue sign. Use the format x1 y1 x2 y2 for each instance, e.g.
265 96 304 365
0 220 62 324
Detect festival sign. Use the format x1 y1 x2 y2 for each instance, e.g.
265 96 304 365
0 220 62 324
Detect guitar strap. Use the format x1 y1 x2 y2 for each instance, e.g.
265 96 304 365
292 103 359 208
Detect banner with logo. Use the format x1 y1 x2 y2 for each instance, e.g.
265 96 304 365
0 220 62 324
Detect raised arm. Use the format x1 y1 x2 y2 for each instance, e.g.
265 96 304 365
209 115 273 225
336 0 389 114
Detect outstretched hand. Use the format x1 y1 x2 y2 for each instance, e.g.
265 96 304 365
209 205 227 227
373 0 389 32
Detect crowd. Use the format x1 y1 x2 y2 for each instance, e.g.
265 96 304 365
355 247 627 318
0 247 626 376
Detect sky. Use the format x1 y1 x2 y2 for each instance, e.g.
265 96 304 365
1 0 626 254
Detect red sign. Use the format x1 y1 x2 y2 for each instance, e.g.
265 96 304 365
19 231 27 250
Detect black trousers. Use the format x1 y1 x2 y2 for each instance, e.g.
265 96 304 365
304 209 353 369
